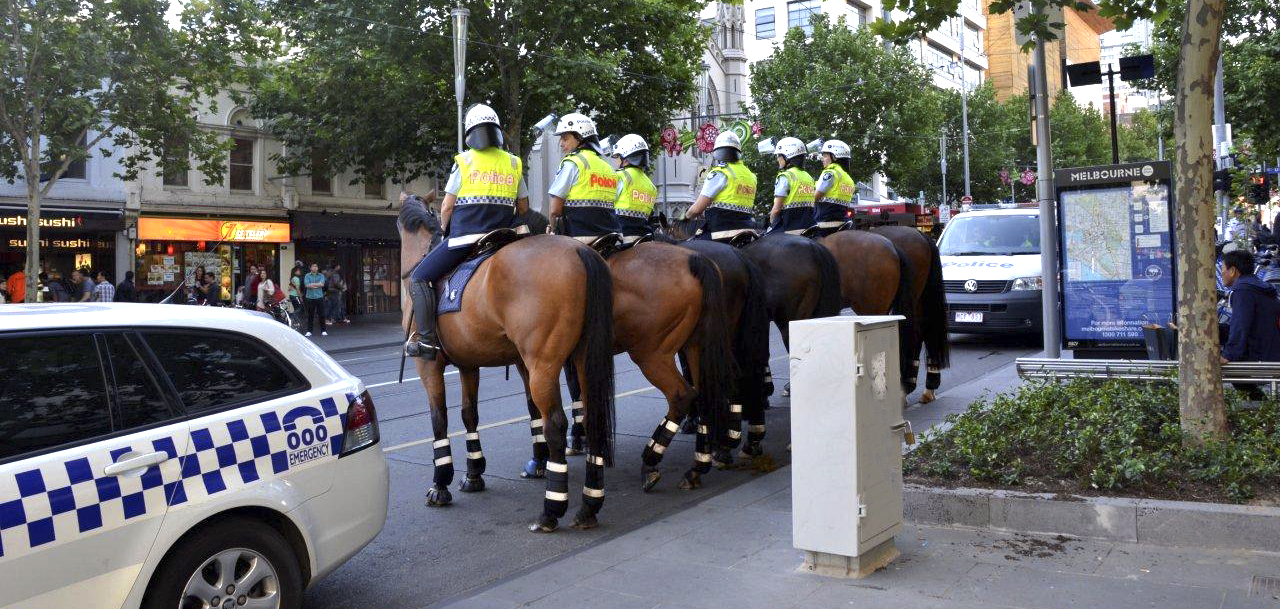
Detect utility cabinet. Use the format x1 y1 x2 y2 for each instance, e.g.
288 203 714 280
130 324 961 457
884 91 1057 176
789 315 908 578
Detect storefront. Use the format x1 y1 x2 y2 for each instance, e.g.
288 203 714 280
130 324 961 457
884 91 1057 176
291 211 401 315
135 216 291 303
0 204 126 281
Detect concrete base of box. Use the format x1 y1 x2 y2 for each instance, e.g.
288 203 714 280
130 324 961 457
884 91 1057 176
801 538 900 579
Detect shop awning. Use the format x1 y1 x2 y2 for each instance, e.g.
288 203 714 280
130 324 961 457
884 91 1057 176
0 201 126 232
292 210 401 242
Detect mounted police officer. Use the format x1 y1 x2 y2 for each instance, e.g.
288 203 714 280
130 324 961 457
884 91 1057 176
404 103 529 359
813 139 856 231
685 131 758 241
611 134 657 244
547 113 623 242
767 136 816 235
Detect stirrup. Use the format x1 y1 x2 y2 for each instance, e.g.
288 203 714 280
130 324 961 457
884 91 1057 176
404 333 439 360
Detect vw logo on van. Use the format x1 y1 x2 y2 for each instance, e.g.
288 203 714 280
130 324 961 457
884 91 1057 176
964 279 978 293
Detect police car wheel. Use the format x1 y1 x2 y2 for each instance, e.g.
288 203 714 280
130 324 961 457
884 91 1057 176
144 517 303 609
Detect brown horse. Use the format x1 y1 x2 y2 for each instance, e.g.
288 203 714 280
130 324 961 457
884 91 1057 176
536 241 735 492
398 197 616 533
871 226 950 402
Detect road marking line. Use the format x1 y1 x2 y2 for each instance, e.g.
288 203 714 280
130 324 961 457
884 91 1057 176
367 370 457 388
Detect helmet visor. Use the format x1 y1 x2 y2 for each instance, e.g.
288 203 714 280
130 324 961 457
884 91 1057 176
713 147 740 162
624 151 648 168
465 124 504 150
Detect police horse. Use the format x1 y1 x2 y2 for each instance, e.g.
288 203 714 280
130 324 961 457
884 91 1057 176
869 226 950 402
398 197 616 533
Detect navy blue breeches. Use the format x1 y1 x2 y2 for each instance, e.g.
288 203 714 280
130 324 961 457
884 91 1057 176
410 244 472 283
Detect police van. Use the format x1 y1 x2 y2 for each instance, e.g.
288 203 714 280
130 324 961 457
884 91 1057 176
0 303 388 609
937 205 1044 333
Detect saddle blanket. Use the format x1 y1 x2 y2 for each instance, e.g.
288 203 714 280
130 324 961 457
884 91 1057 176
438 249 499 315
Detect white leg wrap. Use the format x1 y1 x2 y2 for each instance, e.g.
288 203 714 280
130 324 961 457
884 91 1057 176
749 425 767 433
532 434 546 443
587 455 606 466
694 452 712 463
466 432 479 440
433 439 450 448
545 490 569 502
729 403 743 413
663 419 680 433
647 440 667 454
434 455 453 466
727 429 742 439
583 487 605 498
467 451 484 459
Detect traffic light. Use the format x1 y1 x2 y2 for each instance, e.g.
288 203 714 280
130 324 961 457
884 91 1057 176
1213 168 1232 192
1248 173 1272 205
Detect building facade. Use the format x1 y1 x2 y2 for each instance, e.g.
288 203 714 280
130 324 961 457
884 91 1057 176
982 1 1114 102
1096 19 1156 118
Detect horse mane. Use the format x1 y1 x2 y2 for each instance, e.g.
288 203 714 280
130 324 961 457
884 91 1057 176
397 196 441 235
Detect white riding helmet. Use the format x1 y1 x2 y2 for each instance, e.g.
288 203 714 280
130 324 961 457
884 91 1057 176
613 134 649 168
464 103 504 149
712 131 742 162
775 137 807 161
821 139 851 159
553 112 598 139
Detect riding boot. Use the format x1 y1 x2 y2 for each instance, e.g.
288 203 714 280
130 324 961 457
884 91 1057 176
405 279 441 360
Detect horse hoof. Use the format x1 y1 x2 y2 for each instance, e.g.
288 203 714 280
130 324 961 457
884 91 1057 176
567 435 585 455
712 450 734 470
565 447 583 456
528 515 558 533
679 417 698 435
641 468 662 492
740 442 764 459
425 485 453 507
459 475 485 493
521 460 546 479
920 389 936 404
571 510 599 530
678 471 702 490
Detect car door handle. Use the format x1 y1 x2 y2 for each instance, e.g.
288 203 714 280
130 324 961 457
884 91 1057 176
103 451 169 477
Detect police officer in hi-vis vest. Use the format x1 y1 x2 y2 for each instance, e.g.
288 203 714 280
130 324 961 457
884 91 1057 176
610 134 657 243
767 136 816 235
813 139 856 230
405 104 529 359
684 131 758 241
547 113 623 241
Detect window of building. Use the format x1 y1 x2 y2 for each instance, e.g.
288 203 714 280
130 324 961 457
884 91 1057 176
364 162 385 198
63 133 87 180
787 0 820 35
967 26 982 51
102 333 177 429
0 335 111 460
142 331 307 413
311 149 331 194
847 1 868 28
229 137 254 191
755 7 775 38
163 136 189 187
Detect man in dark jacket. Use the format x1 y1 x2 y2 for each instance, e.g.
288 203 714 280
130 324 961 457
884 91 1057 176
115 271 138 302
1220 249 1280 398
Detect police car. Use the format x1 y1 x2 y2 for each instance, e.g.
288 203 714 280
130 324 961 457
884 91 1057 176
0 303 388 609
938 205 1044 333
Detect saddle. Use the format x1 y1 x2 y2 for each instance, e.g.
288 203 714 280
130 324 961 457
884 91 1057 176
801 220 855 240
614 233 654 253
586 232 625 258
438 227 531 315
723 230 761 248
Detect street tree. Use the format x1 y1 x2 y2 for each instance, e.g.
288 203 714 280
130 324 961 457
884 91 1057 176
747 13 942 210
876 0 1230 442
1118 108 1161 163
254 0 708 185
0 0 277 298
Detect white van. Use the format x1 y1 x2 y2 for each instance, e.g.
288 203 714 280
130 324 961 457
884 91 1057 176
937 206 1044 333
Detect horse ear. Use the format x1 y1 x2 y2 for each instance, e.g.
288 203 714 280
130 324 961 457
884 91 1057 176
423 189 439 204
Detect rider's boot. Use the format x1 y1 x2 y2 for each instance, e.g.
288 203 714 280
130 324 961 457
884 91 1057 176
404 279 441 360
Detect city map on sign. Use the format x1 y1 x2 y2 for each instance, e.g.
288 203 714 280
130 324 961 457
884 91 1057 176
1061 189 1133 281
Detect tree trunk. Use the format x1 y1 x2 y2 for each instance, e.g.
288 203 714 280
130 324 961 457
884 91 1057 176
1174 0 1228 444
24 183 41 302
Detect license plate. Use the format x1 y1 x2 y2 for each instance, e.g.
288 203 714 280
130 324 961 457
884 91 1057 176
955 311 984 323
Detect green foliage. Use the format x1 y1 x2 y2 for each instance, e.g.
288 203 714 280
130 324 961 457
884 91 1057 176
1118 108 1161 163
906 379 1280 502
254 0 709 182
746 13 942 209
0 0 279 188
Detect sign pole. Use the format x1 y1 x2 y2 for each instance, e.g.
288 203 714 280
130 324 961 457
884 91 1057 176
1031 14 1061 358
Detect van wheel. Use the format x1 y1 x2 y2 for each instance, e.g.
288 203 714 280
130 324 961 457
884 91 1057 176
143 517 302 609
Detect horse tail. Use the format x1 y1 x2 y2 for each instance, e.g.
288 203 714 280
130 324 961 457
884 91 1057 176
891 243 916 390
806 239 844 317
737 253 773 400
921 236 951 369
687 253 734 448
574 247 617 465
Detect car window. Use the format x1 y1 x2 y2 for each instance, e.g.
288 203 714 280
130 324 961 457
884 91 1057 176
938 214 1041 256
142 331 306 413
0 334 112 460
103 333 177 429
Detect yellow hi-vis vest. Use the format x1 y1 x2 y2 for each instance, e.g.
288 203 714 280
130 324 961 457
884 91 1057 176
614 166 657 219
781 167 816 208
455 148 521 205
708 162 757 213
818 163 855 206
565 150 619 209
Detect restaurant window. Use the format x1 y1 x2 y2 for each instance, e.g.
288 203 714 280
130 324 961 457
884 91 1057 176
755 7 775 38
361 246 400 313
311 149 331 194
229 138 254 192
787 0 820 36
364 163 385 198
163 136 189 187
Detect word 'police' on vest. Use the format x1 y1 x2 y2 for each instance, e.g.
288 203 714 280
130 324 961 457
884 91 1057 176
735 184 756 196
468 170 517 185
630 189 655 204
589 173 619 189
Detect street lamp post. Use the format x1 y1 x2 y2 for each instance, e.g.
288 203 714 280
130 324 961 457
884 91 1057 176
959 23 971 198
452 5 470 154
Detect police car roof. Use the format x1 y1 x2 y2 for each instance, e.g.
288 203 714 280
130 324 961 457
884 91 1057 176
0 302 282 333
952 207 1040 219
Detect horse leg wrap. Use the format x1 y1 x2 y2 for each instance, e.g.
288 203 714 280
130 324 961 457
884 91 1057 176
581 454 606 514
926 365 942 391
725 403 744 447
642 417 680 467
693 425 713 475
528 418 548 461
432 438 454 487
465 432 486 477
568 401 585 453
543 459 569 518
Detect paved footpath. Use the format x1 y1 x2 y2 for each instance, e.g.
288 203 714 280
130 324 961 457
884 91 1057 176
436 464 1280 609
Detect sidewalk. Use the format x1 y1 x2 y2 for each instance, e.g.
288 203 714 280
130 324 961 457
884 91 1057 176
439 465 1280 609
303 312 405 354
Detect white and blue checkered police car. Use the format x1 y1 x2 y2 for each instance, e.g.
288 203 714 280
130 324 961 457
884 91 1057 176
0 303 389 609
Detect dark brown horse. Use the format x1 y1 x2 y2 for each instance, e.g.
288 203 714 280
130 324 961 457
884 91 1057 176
871 226 950 402
398 198 616 533
536 241 735 492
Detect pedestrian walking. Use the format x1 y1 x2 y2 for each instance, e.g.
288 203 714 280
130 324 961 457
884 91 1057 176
1220 249 1280 399
243 264 261 308
46 271 69 302
192 266 208 305
255 268 277 311
93 271 114 302
288 266 304 311
115 271 137 302
303 262 327 336
204 269 222 305
70 269 94 302
325 263 349 324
